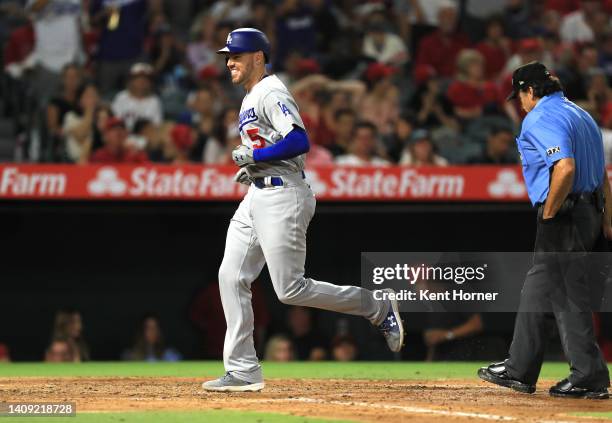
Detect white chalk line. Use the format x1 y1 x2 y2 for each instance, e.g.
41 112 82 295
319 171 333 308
241 396 580 423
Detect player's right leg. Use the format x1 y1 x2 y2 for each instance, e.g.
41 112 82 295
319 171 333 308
203 188 267 392
253 183 404 353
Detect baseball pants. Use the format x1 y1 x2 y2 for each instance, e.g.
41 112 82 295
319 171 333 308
506 198 610 388
218 178 387 383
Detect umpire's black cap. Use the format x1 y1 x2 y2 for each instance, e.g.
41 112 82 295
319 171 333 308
506 61 552 101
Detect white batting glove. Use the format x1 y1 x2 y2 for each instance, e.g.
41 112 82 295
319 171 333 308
233 167 252 185
232 145 255 167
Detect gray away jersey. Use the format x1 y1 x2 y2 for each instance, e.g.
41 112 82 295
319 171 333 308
238 74 306 177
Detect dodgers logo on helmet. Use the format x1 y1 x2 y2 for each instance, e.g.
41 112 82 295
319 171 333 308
227 33 233 45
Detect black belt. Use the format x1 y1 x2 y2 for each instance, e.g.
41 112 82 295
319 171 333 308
567 191 598 204
536 191 599 208
252 171 305 189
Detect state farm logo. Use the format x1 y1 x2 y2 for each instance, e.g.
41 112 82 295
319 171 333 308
88 166 248 198
304 170 327 195
88 167 127 196
488 169 526 198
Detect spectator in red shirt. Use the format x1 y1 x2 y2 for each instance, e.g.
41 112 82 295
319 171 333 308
415 2 470 78
446 49 501 121
475 17 514 80
89 117 148 163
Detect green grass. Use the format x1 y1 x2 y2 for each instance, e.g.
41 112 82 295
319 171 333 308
1 410 357 423
1 361 609 380
572 412 612 420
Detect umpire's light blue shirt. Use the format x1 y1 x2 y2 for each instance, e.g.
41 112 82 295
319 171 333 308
516 91 605 205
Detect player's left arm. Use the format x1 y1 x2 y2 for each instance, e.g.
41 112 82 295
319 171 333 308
254 92 310 162
253 125 309 162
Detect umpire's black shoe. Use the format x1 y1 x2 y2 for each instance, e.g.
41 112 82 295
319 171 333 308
478 362 536 394
549 379 609 400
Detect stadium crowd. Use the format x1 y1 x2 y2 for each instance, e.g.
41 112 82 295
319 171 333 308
1 0 612 165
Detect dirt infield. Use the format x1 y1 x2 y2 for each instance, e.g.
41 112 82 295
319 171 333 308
1 377 610 422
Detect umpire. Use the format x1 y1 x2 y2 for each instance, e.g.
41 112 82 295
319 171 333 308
478 62 611 399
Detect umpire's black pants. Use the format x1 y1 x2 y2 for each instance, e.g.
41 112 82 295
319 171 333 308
505 198 610 388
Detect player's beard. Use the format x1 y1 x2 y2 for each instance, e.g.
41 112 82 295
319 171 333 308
233 59 255 87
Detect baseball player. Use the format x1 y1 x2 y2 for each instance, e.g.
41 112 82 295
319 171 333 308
203 28 404 392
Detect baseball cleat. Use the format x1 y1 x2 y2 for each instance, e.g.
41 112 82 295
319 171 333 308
549 379 609 399
377 288 405 352
478 362 535 394
202 372 265 392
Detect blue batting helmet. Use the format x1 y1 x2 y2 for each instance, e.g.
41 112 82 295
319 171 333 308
216 28 271 63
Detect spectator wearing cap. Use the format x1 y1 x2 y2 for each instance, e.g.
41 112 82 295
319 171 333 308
409 64 458 130
415 1 469 78
503 38 549 80
399 128 448 166
362 12 409 66
446 49 501 121
168 123 195 164
111 63 162 131
466 127 516 164
360 63 400 136
90 0 149 94
89 117 148 163
560 0 603 43
475 16 514 80
25 0 85 103
336 121 390 166
278 53 321 87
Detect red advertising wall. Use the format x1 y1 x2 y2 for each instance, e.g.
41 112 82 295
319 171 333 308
0 164 609 201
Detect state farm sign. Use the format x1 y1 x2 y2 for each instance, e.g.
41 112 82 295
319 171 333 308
309 168 465 199
0 164 605 202
86 166 248 198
